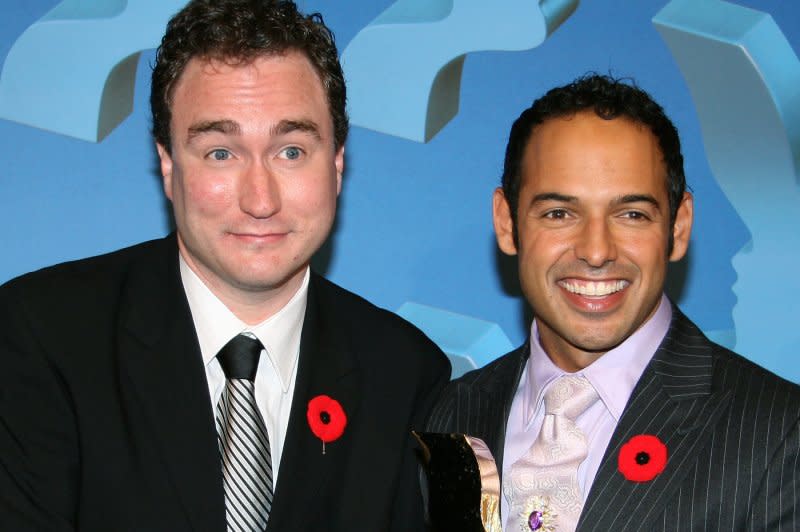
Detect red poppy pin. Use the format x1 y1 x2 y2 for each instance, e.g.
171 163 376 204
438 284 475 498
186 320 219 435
618 434 667 482
307 394 347 454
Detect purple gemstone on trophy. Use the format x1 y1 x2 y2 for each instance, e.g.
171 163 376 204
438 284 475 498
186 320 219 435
528 510 543 530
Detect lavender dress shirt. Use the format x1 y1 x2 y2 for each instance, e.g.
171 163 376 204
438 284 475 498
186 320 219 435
500 294 672 530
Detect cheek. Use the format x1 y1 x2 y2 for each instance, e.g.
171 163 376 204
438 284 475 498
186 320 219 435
290 176 338 215
619 233 669 275
182 174 236 216
518 232 568 275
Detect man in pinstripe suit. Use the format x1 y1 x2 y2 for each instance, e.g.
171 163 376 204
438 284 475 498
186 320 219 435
427 75 800 530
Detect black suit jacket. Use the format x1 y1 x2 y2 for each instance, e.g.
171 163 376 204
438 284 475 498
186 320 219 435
0 235 450 531
427 307 800 530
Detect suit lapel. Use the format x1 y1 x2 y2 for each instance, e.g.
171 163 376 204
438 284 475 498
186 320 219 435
462 344 528 473
266 274 360 531
117 237 225 532
577 308 732 531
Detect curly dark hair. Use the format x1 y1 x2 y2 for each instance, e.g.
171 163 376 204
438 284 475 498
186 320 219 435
501 74 686 245
151 0 348 153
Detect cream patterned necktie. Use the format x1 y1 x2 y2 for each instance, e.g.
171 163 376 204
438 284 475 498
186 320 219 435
505 375 599 532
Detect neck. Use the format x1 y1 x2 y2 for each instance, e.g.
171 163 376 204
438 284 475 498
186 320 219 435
208 273 304 325
179 252 306 326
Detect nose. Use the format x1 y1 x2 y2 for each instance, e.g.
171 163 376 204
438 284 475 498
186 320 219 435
574 217 617 268
239 161 280 218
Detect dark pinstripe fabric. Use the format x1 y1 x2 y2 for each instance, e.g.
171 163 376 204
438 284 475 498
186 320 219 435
426 306 800 531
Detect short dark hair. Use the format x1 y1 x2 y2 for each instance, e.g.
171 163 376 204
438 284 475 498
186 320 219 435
501 74 686 244
151 0 348 153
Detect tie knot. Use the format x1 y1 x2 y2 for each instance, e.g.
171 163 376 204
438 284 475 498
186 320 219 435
217 334 263 381
543 375 598 420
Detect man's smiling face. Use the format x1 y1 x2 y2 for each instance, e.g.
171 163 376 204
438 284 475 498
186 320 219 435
493 111 693 371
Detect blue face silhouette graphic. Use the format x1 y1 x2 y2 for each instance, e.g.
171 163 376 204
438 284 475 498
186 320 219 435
656 0 800 381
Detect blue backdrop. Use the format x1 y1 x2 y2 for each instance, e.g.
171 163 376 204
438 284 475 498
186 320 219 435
1 0 798 380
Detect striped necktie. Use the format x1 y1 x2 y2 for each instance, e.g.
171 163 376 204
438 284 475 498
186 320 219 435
216 334 274 531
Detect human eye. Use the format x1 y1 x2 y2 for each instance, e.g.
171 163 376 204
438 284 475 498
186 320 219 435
206 148 232 161
620 210 651 221
543 208 570 220
279 146 304 161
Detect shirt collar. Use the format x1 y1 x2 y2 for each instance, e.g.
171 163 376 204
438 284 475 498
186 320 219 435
179 254 309 392
524 294 672 426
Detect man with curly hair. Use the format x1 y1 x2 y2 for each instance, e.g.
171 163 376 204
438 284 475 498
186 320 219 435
426 74 800 531
0 1 449 530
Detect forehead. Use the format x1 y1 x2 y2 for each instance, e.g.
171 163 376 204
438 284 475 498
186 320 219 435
521 112 667 198
168 51 330 130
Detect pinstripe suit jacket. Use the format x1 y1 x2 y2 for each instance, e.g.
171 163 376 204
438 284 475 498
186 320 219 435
426 305 800 530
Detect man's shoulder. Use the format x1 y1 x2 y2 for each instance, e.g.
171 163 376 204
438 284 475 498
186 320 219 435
426 345 525 434
309 273 420 335
308 272 449 364
670 309 800 416
710 339 800 407
451 344 527 387
434 344 527 407
1 236 172 294
0 236 174 323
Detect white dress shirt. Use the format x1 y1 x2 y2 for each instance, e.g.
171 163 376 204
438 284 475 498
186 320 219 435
501 295 672 530
179 256 308 488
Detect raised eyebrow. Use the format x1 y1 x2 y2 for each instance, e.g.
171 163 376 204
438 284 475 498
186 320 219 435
186 119 240 142
271 119 322 141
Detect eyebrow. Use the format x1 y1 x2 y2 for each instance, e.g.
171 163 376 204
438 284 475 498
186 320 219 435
186 119 240 142
531 192 578 204
271 119 321 140
613 194 660 209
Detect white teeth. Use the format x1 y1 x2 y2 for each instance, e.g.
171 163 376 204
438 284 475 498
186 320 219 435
560 280 628 296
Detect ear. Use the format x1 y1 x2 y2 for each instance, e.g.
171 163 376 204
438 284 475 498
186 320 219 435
334 144 344 196
493 188 518 256
669 191 693 262
156 143 174 201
